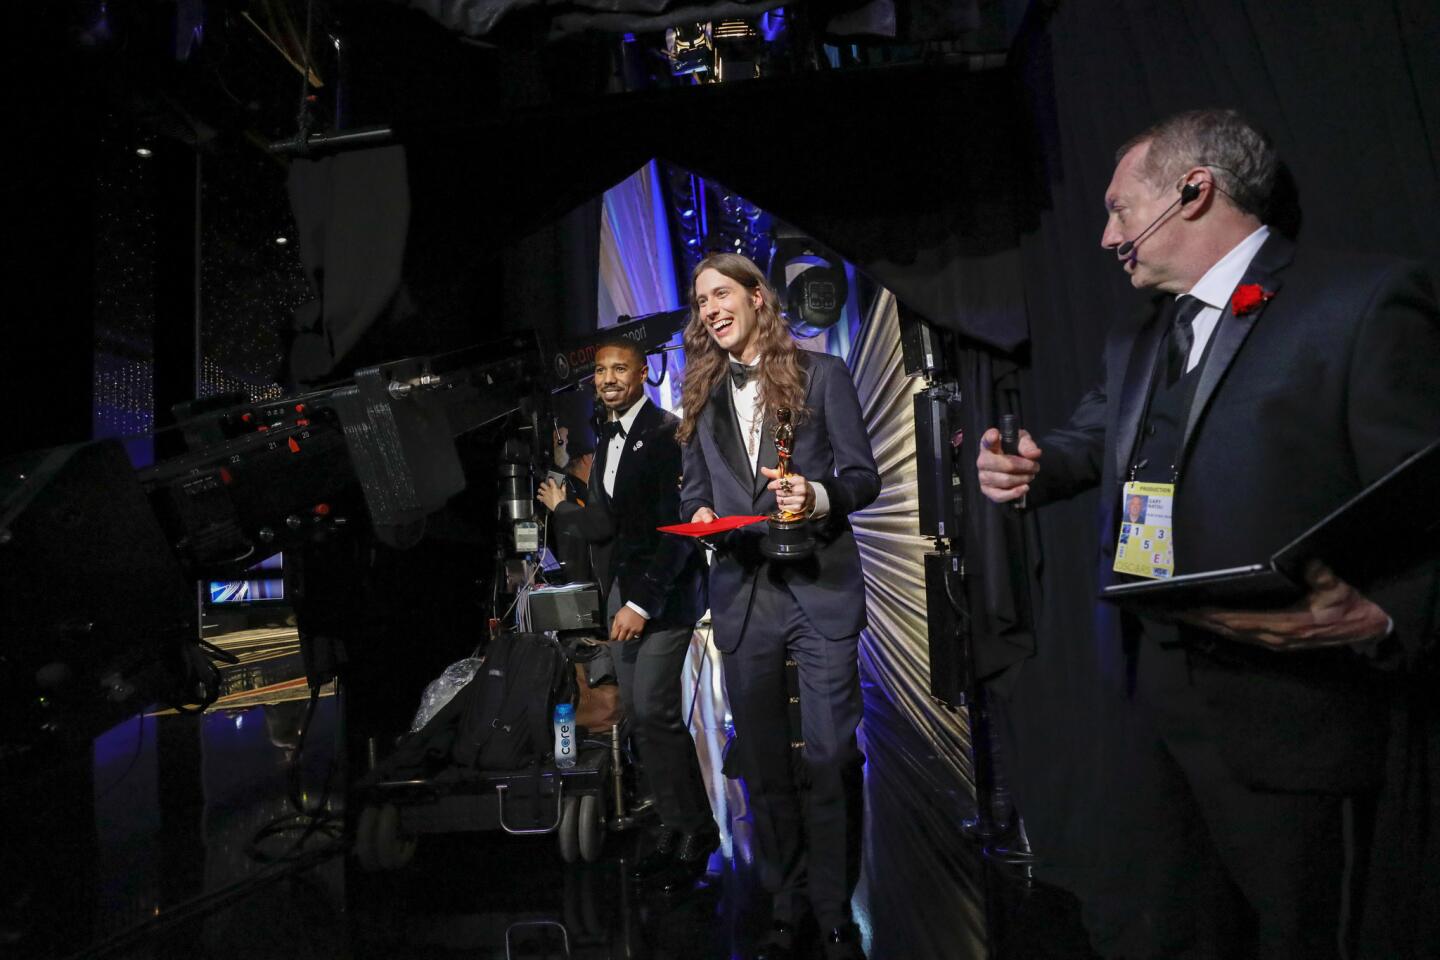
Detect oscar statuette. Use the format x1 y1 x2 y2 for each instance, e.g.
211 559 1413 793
761 408 816 561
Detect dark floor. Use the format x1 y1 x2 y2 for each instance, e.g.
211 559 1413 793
2 666 1099 960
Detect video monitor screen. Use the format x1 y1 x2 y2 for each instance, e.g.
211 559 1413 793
207 552 285 605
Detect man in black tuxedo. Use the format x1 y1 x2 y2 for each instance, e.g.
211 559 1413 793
679 253 880 960
977 109 1440 958
537 338 714 888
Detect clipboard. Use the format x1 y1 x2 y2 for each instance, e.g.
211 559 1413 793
1102 437 1440 612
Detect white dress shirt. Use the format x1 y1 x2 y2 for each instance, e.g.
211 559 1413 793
602 394 648 499
1180 224 1270 373
730 356 830 519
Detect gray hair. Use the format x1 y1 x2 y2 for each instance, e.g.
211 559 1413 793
1117 109 1277 219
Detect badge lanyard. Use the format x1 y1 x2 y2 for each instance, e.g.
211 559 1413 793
1113 480 1175 580
1114 331 1183 581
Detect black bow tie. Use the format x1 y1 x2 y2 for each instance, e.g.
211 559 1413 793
600 420 626 441
729 360 756 389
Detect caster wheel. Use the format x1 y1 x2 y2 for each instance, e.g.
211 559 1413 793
354 804 382 872
578 795 604 863
557 795 581 863
373 803 417 871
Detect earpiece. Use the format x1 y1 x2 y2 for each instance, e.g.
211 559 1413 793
1117 180 1206 258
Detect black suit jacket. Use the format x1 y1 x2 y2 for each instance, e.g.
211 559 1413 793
680 351 881 653
548 472 593 583
553 399 706 628
1031 233 1440 792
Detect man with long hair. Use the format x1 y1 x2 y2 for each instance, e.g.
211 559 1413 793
679 252 880 960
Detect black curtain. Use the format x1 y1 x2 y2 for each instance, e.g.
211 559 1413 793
657 63 1038 351
286 142 605 385
284 60 1038 382
281 60 1035 393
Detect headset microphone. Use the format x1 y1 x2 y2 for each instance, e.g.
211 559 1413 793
1116 181 1203 258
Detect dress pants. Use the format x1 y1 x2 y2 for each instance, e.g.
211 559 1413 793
1105 631 1373 960
722 570 865 930
606 582 712 833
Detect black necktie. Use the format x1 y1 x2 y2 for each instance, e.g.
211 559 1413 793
1166 295 1204 384
729 360 755 389
600 420 626 441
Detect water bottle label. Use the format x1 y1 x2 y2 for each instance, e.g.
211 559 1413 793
556 718 574 760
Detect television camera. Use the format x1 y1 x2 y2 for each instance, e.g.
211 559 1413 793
0 310 687 771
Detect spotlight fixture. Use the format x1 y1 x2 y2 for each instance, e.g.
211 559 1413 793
771 240 849 337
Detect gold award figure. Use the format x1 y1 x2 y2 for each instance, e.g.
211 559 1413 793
773 408 800 520
762 408 816 560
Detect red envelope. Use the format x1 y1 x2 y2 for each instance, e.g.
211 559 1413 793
657 515 768 537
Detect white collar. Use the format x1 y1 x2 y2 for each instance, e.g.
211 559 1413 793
1186 224 1270 310
610 394 648 433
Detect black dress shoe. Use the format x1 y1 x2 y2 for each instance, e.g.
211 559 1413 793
629 828 677 880
823 922 866 960
672 823 720 865
653 824 721 893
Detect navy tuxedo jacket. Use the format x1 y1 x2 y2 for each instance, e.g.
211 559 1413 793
1031 233 1440 792
680 351 880 653
553 400 706 627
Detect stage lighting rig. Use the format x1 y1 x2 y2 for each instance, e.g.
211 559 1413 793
770 235 849 338
665 23 715 78
713 19 761 82
664 14 783 84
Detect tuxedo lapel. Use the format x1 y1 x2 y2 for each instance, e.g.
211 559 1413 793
753 411 777 500
609 407 638 503
709 377 752 492
586 434 614 594
611 401 661 504
1178 234 1293 469
1112 302 1168 482
589 432 610 508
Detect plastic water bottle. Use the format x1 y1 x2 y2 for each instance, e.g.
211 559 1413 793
553 702 577 769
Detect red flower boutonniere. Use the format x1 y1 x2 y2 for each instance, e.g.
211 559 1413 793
1230 284 1274 316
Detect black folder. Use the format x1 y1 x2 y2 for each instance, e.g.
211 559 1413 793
1101 437 1440 613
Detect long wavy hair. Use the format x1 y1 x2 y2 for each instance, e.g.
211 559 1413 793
677 252 809 443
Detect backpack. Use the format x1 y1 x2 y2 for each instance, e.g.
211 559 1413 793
452 631 575 771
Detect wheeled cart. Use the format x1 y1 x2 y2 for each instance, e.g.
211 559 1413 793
352 739 614 871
